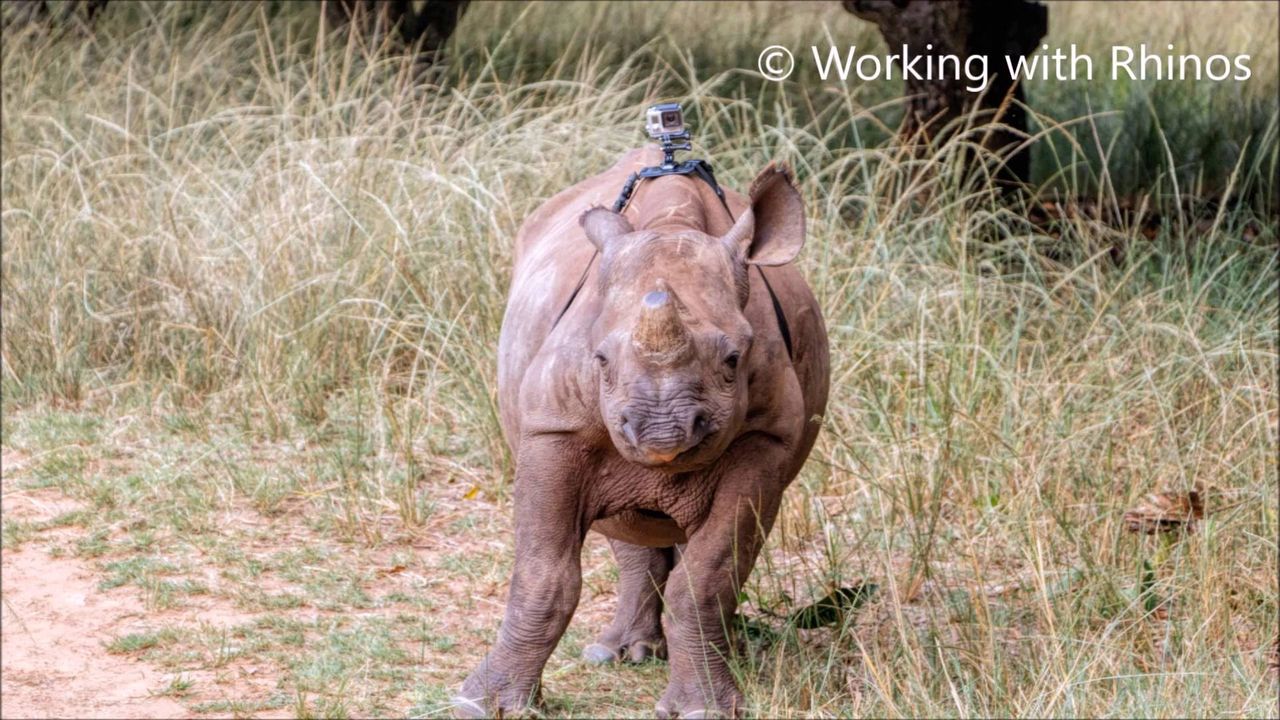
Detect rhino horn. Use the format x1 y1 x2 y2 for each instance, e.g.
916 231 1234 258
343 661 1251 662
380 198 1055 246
633 281 690 356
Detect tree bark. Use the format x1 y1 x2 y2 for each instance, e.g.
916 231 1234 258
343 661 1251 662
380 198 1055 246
324 0 471 65
3 0 108 30
842 0 1047 186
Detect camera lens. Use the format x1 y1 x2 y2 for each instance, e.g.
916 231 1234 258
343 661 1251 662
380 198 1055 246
662 111 679 126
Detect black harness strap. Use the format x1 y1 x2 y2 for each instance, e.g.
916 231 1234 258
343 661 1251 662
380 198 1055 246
756 265 794 360
614 159 731 217
551 161 794 363
552 249 597 329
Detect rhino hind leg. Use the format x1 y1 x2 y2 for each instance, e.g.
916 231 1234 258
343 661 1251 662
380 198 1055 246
583 540 674 664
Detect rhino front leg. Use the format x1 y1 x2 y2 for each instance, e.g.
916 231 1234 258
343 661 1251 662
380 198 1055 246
656 441 788 719
584 540 673 664
455 438 587 718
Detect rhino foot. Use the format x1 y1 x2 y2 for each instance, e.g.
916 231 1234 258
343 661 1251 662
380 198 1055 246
582 638 666 665
654 673 743 719
455 661 542 719
582 642 620 664
449 695 489 719
451 691 541 719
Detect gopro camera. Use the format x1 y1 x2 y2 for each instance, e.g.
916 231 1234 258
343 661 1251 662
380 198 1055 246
645 103 686 139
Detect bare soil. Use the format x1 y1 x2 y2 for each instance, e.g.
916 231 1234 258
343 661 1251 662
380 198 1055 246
0 445 634 719
1 543 191 719
2 470 192 719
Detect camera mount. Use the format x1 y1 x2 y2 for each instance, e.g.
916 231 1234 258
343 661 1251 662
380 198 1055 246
655 130 692 170
612 103 732 216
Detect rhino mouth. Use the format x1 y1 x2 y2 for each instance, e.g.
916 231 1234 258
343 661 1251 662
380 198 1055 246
619 409 716 466
627 432 714 467
675 433 713 459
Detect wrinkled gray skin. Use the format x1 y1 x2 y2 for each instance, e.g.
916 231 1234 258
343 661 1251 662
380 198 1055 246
455 146 830 718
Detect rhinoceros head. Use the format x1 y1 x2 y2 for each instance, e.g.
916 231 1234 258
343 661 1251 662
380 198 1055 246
578 164 804 469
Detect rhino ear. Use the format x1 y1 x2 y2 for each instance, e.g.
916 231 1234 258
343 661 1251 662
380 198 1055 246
580 207 634 252
722 163 805 266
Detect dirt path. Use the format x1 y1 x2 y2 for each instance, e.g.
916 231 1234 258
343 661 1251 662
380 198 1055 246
1 542 192 719
0 443 649 719
1 447 187 720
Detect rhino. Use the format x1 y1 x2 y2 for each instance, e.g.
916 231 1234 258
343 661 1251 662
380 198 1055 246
456 145 830 718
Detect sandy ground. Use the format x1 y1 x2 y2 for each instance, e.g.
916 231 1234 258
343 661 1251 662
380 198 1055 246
0 448 620 720
1 545 191 719
1 480 190 719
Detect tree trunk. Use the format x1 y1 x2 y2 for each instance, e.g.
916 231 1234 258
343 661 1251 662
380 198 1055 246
3 0 108 30
842 0 1047 186
324 0 471 66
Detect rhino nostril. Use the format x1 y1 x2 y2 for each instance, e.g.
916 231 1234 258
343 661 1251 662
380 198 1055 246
691 412 710 439
620 413 639 447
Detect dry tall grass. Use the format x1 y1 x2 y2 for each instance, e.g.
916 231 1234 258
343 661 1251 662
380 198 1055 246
2 2 1277 717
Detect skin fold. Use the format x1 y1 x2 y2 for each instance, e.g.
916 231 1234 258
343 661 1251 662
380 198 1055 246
455 145 831 719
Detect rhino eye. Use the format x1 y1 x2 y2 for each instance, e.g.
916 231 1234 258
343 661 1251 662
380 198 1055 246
724 351 741 370
593 351 609 367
